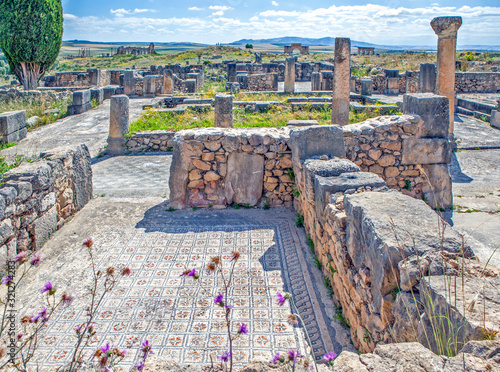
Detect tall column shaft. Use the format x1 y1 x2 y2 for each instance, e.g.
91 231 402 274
332 38 351 126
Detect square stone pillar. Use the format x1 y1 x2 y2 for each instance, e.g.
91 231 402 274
214 94 233 128
311 72 321 91
163 70 173 94
361 79 372 96
227 63 237 83
419 63 436 93
431 16 462 135
123 70 135 96
332 38 351 126
284 57 296 93
144 76 157 96
107 95 129 155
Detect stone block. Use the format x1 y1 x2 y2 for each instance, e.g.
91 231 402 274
2 127 27 143
107 95 129 155
403 93 449 138
0 110 27 136
386 77 399 95
225 152 264 206
90 88 104 104
33 205 57 249
289 125 346 165
315 172 386 219
67 102 91 116
214 94 233 128
311 72 321 91
286 120 319 127
402 138 451 164
344 191 467 327
491 110 500 130
361 79 372 96
123 70 135 96
73 144 93 210
421 163 452 210
227 63 237 82
184 79 196 93
103 86 116 100
72 90 91 106
419 63 436 93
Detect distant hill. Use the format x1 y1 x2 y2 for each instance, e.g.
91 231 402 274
63 40 208 48
230 36 500 52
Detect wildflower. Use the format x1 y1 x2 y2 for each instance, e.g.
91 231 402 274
140 340 153 357
214 293 224 306
323 351 338 365
106 267 115 276
31 307 48 323
14 251 28 264
288 349 302 362
238 323 248 335
224 304 233 310
271 352 283 363
276 292 286 306
211 256 220 265
75 324 83 334
82 238 93 248
30 253 43 266
218 351 231 363
231 251 240 261
17 333 23 340
21 316 30 324
41 281 56 295
135 361 145 371
187 269 196 277
101 344 110 354
2 274 13 285
121 267 131 276
287 314 299 326
61 292 74 306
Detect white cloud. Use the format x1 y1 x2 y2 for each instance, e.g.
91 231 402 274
209 5 232 11
188 7 203 11
272 1 279 6
65 4 499 46
133 9 156 13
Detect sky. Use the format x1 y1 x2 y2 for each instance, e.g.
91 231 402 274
62 0 500 46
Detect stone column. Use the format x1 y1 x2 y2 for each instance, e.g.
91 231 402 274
227 63 237 82
123 70 135 96
163 70 173 94
431 16 462 135
361 79 372 96
107 95 129 155
214 94 233 128
419 63 436 93
311 72 321 91
332 38 351 126
284 57 296 93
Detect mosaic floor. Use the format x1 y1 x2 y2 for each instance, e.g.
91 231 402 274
19 210 340 370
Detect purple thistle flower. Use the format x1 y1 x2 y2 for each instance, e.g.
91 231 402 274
288 349 302 362
217 351 231 363
31 308 48 323
214 293 224 305
323 351 338 365
41 281 53 294
61 292 74 306
2 274 13 285
271 352 282 363
30 253 43 266
101 344 110 354
14 251 27 263
187 269 196 277
276 292 286 306
135 362 145 371
224 304 233 310
238 323 248 335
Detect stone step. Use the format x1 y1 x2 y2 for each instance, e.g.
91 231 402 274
457 98 495 115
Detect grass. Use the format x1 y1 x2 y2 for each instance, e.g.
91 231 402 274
0 95 72 131
128 104 390 134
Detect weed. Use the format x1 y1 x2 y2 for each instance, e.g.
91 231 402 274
232 203 241 209
263 198 271 210
306 234 314 253
334 304 351 328
167 207 175 212
296 213 304 227
192 206 198 211
404 179 412 191
390 287 400 301
0 142 16 151
313 256 322 270
363 329 372 344
242 203 251 209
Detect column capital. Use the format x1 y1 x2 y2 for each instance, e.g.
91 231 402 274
431 16 462 38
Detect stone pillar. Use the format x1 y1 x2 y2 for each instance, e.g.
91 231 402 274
350 77 356 93
227 63 237 82
332 38 351 126
0 110 27 143
431 16 462 135
491 100 500 130
311 72 321 91
419 63 436 93
255 53 262 64
163 70 173 94
144 76 156 96
87 68 101 86
284 57 296 93
361 79 372 96
107 95 129 155
214 94 233 128
123 70 135 96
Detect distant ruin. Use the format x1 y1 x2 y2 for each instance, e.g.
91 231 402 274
358 46 375 55
114 42 155 56
284 43 309 55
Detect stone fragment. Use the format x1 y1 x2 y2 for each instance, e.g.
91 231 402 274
203 171 220 182
192 159 211 171
107 95 129 155
403 94 449 138
225 152 264 206
402 138 451 165
421 163 452 210
289 125 346 165
214 94 233 128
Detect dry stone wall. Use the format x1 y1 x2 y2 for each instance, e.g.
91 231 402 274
246 74 278 91
0 144 92 268
168 128 295 209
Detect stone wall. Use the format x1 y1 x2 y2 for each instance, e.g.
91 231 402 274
246 73 278 91
169 128 295 209
343 114 451 207
0 144 92 268
42 69 112 88
126 131 176 152
455 72 500 93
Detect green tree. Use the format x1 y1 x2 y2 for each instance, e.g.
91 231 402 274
245 43 253 49
0 0 63 90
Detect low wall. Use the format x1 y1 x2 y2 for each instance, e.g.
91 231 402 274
42 69 112 88
455 72 500 93
126 131 176 152
246 74 278 91
0 144 92 268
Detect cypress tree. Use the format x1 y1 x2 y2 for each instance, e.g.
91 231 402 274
0 0 63 90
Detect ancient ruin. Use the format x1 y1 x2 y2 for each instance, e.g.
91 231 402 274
284 43 309 55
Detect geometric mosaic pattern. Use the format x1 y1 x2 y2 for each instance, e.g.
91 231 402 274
30 216 335 370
